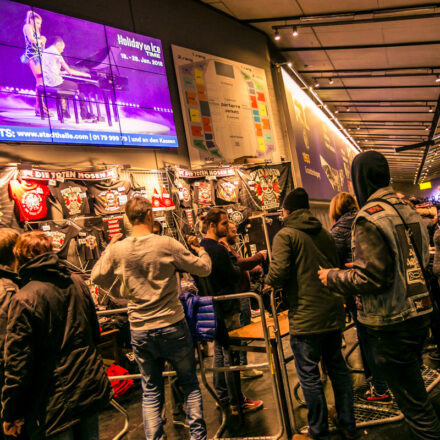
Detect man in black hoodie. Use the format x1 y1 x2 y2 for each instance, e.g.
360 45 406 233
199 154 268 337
2 231 112 440
319 151 440 439
266 188 355 440
0 228 19 440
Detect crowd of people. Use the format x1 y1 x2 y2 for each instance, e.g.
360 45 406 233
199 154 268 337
1 151 440 440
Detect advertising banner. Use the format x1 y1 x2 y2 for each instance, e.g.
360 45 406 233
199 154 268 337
172 45 280 167
281 68 358 201
0 0 177 148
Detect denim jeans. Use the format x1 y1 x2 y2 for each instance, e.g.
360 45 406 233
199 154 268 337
213 340 243 406
47 414 99 440
239 298 252 366
290 331 355 440
367 322 440 440
131 319 207 440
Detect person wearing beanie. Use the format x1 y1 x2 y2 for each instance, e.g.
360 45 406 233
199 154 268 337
319 151 440 439
266 188 355 440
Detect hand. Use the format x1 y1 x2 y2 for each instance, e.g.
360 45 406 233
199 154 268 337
3 419 24 437
186 235 200 252
109 233 123 245
259 250 268 260
317 266 337 286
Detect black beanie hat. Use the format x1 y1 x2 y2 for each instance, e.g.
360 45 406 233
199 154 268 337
283 188 309 212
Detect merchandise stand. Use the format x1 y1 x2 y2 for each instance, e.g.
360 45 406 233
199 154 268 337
267 289 440 432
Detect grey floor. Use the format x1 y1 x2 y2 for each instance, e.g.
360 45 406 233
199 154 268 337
99 326 440 439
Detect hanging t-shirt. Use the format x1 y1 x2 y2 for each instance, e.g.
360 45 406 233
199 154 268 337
102 215 125 243
0 167 17 228
215 177 240 204
193 181 214 206
174 178 192 208
88 180 131 216
9 179 50 222
129 186 149 200
77 225 106 262
225 204 252 228
39 222 79 260
50 181 90 218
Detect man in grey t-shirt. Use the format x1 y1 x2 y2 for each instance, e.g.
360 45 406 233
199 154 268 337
92 197 211 440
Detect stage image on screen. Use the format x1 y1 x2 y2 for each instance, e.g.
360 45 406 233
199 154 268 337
0 0 177 147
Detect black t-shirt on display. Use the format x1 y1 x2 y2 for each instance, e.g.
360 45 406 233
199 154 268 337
77 225 106 262
39 222 79 260
50 181 90 218
88 180 131 216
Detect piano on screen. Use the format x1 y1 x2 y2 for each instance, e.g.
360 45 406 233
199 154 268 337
61 46 128 126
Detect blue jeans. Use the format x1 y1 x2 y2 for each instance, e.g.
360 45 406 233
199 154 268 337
131 319 207 440
290 331 355 440
47 414 98 440
239 298 252 366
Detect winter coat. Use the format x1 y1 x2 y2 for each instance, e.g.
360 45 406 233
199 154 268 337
330 210 357 267
266 209 345 335
179 291 217 341
1 253 112 439
0 265 19 394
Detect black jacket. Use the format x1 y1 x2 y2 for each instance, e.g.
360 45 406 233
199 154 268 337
1 253 112 439
330 210 357 267
0 265 19 394
266 209 345 335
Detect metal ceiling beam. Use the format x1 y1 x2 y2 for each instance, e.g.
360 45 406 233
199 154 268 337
243 3 440 24
334 105 431 108
337 111 433 114
316 85 440 89
416 94 440 182
309 73 440 79
299 66 440 74
324 99 437 103
279 41 440 52
339 120 433 123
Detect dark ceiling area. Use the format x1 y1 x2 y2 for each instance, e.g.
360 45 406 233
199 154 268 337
201 0 440 183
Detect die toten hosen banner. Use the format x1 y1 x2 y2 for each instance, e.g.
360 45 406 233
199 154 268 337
281 68 358 201
172 45 280 168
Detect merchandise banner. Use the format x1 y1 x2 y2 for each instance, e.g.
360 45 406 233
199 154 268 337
175 166 235 179
19 166 119 181
280 68 358 201
237 163 293 211
172 45 280 167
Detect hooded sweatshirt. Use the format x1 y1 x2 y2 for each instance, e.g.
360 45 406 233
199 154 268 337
266 209 345 335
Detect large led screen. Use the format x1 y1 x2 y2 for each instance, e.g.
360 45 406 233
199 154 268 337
0 0 177 147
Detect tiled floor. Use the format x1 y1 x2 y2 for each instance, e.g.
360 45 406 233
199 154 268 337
99 327 440 439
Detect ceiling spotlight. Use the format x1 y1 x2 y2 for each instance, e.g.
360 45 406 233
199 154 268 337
287 61 293 68
357 126 360 130
436 74 440 83
335 108 339 114
292 25 299 37
274 29 280 41
329 77 334 85
429 106 434 112
314 78 320 88
346 106 351 112
425 126 429 131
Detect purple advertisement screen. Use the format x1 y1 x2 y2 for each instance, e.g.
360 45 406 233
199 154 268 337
0 0 178 147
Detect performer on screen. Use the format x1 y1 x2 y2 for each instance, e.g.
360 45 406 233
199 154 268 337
20 10 51 116
41 37 96 122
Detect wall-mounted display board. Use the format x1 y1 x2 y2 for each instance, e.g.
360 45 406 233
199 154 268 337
172 45 280 168
280 68 358 201
0 0 177 148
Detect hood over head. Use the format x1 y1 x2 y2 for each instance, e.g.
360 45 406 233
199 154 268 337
283 208 322 234
351 151 390 207
19 252 71 285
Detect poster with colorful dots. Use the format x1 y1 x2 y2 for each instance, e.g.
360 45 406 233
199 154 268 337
172 45 279 168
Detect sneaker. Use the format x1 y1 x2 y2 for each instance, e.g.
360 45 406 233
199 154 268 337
231 397 263 415
328 407 357 440
240 369 264 380
361 384 392 405
172 412 189 428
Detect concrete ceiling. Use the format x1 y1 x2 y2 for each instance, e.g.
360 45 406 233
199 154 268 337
201 0 440 183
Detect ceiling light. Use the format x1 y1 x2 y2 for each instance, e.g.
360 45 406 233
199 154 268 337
335 108 339 114
426 126 429 131
287 61 293 67
436 74 440 83
329 77 334 85
274 29 280 41
429 106 434 112
292 25 298 37
314 78 320 88
357 126 360 130
346 106 351 112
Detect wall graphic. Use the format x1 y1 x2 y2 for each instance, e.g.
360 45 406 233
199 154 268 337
281 68 358 201
172 45 280 168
